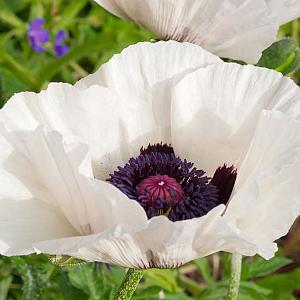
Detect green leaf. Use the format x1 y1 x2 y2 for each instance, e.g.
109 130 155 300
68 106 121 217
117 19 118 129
0 51 40 91
0 276 12 300
197 281 272 300
11 256 49 300
242 256 292 280
257 268 300 299
3 0 29 13
0 68 28 107
238 282 272 300
257 38 300 75
143 269 181 293
197 285 227 300
107 267 126 287
179 274 202 296
194 258 214 287
278 48 300 75
133 286 192 300
0 0 24 27
52 0 88 31
57 272 87 300
164 294 193 300
68 263 113 300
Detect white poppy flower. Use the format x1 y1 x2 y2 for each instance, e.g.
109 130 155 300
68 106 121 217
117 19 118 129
1 41 300 268
93 0 300 64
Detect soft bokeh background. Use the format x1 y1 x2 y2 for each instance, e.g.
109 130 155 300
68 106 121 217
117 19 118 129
1 1 300 299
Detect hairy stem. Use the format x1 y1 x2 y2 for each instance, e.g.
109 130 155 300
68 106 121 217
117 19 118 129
114 269 143 300
227 253 242 300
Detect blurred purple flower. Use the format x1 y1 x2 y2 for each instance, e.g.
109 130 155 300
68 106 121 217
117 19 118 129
54 30 69 57
27 18 50 53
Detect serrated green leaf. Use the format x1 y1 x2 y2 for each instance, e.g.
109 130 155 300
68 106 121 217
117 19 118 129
11 256 49 300
68 263 113 300
57 272 87 300
257 38 300 74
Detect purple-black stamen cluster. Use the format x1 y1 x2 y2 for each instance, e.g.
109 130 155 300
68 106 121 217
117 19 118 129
107 143 236 221
211 164 237 205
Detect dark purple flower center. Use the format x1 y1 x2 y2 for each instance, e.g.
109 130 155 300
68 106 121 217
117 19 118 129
137 174 185 204
107 143 236 221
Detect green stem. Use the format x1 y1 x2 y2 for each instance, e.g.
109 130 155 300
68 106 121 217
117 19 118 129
114 269 143 300
227 253 242 300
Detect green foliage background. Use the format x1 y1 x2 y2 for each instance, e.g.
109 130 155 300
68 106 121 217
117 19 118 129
1 1 300 299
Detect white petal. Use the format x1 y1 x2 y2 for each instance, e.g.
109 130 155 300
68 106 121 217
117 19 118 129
2 41 220 178
93 0 281 63
0 129 76 255
172 63 300 176
34 205 256 268
0 198 77 256
267 0 300 24
0 127 147 255
93 0 130 19
76 41 220 93
224 111 300 259
1 83 159 179
76 41 221 139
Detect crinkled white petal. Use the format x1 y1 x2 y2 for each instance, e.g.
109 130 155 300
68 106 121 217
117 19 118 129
172 63 300 176
76 41 221 91
224 111 300 259
267 0 300 24
2 42 220 178
1 38 299 264
0 128 77 255
34 205 257 268
76 41 221 139
93 0 287 63
0 127 147 255
1 84 159 179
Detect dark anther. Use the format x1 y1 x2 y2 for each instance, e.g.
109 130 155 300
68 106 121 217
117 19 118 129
211 164 237 205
